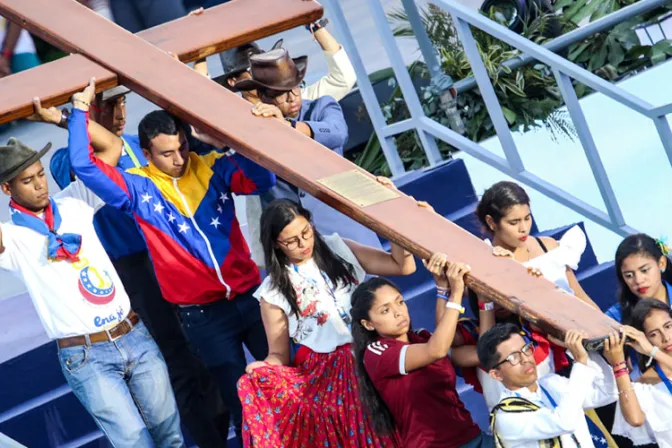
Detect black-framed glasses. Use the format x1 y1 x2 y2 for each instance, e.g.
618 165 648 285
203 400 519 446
277 224 314 250
265 86 302 105
494 341 535 368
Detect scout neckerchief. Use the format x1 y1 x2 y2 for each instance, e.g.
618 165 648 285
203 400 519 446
10 198 82 262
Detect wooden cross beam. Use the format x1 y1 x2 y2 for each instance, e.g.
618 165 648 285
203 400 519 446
0 0 322 124
0 0 619 346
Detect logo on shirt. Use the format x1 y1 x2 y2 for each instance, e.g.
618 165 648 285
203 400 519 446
367 341 389 356
77 266 117 305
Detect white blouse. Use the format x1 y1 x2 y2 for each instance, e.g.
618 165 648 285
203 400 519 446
485 225 587 294
613 381 672 447
254 234 366 353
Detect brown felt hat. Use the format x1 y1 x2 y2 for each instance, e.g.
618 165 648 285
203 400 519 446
213 40 285 91
0 138 52 183
232 48 307 92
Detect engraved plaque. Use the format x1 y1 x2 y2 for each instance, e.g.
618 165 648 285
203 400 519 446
316 170 399 207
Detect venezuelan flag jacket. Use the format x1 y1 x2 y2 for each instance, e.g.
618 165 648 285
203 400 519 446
68 109 276 305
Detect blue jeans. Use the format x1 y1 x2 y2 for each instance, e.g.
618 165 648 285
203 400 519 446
178 288 268 441
58 321 185 448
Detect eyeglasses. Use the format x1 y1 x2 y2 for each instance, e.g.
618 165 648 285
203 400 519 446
494 341 535 368
277 224 314 250
265 86 302 105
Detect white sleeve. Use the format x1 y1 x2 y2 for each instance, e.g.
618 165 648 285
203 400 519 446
301 47 356 102
254 276 293 316
582 354 618 409
612 382 671 446
65 178 105 213
245 196 264 268
495 365 596 443
0 223 19 272
557 226 587 270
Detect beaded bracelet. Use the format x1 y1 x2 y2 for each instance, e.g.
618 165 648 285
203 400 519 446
614 368 629 379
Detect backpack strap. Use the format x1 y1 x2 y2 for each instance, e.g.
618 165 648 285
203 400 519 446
490 397 562 448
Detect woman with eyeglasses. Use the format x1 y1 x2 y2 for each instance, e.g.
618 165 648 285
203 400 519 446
236 198 420 447
350 254 495 448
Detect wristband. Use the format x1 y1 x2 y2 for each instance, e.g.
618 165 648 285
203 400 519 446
73 99 90 107
445 301 465 314
58 108 70 129
306 18 329 33
478 302 495 311
611 361 627 370
436 287 449 294
646 346 659 367
436 293 449 301
614 368 629 379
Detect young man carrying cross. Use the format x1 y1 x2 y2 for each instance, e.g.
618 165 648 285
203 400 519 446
0 137 184 446
67 78 276 440
477 323 617 448
31 77 231 445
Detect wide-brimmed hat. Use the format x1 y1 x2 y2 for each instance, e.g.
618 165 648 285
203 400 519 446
214 39 284 91
0 138 52 184
232 48 308 93
100 85 130 103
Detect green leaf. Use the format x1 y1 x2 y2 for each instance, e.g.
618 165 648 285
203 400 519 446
554 0 576 10
607 41 625 66
502 107 517 125
568 42 590 61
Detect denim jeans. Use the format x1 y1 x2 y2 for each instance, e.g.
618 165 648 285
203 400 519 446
114 252 229 447
58 321 185 448
178 288 268 441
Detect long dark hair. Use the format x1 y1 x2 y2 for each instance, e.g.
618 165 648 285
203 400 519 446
475 181 531 235
350 277 400 436
630 298 672 371
260 199 357 316
615 234 672 325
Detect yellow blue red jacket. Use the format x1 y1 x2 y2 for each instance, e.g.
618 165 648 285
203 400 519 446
68 109 276 305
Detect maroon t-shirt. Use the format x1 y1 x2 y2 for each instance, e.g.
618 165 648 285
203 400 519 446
364 330 480 448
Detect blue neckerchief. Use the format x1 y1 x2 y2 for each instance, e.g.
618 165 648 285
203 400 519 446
10 198 82 262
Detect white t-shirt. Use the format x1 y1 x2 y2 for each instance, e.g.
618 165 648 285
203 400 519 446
484 225 587 295
0 180 131 339
493 358 616 448
254 234 366 353
613 380 672 447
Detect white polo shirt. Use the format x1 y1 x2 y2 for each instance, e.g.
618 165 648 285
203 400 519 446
0 179 131 339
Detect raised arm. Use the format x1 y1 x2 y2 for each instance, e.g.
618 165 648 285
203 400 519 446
343 237 415 277
400 257 470 373
68 79 136 213
301 27 356 102
603 331 645 426
30 99 123 167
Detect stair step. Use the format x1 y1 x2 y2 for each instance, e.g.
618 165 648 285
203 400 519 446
0 343 63 415
577 261 617 312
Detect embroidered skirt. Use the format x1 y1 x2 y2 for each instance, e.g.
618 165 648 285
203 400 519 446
237 344 399 448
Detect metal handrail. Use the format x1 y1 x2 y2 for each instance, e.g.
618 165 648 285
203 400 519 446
327 0 672 237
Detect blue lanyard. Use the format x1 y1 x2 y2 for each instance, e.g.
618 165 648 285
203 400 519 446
515 386 582 447
292 265 351 325
654 362 672 394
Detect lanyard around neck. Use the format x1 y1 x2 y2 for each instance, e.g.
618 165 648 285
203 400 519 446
513 385 582 448
122 137 142 169
654 362 672 394
292 264 351 325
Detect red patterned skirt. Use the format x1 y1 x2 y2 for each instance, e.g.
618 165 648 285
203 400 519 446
237 344 400 448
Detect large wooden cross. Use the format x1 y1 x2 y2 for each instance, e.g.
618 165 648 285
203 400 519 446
0 0 618 346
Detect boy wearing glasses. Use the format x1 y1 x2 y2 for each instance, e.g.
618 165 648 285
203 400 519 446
477 323 616 448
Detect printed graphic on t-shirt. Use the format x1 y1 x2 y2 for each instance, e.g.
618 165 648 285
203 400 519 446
70 253 122 329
